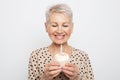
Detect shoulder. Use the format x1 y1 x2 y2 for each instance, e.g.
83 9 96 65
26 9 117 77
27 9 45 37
30 47 48 58
73 47 87 55
72 47 89 58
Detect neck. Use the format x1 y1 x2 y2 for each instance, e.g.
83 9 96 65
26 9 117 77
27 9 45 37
48 42 72 57
51 42 68 53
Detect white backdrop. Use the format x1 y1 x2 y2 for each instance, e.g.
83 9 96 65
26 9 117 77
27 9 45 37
0 0 120 80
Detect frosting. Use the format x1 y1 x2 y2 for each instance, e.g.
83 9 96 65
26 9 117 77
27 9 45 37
54 52 69 66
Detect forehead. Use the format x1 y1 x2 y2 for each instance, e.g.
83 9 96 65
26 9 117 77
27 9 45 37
48 12 71 23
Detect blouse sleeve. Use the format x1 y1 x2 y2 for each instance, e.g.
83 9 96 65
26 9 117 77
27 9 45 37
28 51 40 80
82 54 94 80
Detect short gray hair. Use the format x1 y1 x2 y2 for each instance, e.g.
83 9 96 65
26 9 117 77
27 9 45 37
46 4 73 22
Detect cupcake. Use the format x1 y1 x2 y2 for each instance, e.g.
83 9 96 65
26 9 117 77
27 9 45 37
54 44 70 66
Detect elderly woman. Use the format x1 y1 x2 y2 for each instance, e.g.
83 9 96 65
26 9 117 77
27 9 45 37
28 4 94 80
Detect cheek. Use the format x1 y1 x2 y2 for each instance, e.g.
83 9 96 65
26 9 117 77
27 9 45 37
66 28 72 34
47 28 55 35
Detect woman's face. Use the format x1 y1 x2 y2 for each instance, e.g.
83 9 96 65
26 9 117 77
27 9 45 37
45 13 73 45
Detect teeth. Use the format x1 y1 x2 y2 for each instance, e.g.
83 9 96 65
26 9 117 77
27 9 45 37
55 35 64 39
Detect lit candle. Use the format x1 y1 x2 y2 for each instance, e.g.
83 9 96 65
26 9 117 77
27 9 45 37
54 44 70 66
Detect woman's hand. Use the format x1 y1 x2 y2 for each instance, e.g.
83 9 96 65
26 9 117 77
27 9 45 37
62 63 79 80
41 61 62 80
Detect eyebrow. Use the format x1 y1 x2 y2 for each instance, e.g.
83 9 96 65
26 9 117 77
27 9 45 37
49 22 70 24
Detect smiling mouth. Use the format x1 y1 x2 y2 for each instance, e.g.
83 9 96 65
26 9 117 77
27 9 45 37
54 34 65 40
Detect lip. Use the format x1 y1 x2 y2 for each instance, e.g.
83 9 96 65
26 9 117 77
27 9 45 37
54 34 65 40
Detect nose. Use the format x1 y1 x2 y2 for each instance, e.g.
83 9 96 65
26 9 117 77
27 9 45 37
57 26 63 33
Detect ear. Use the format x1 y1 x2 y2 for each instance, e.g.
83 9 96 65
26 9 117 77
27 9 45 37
45 22 48 32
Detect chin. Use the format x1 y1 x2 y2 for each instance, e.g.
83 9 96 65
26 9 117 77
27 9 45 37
50 37 69 45
52 41 67 45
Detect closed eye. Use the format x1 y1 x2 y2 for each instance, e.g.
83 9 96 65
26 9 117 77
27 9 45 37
63 25 69 27
52 25 57 27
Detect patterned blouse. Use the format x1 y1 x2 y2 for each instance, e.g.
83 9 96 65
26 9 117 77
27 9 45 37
28 47 94 80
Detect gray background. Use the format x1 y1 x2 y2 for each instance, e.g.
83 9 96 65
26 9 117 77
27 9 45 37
0 0 120 80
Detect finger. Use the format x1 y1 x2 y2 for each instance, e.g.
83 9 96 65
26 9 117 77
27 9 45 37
63 69 77 80
48 71 61 80
47 61 60 66
45 68 61 78
62 68 74 76
63 71 79 80
64 73 73 79
48 68 62 76
53 72 60 77
65 63 73 67
48 66 61 71
52 70 61 78
63 66 75 72
64 63 79 72
62 64 78 76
